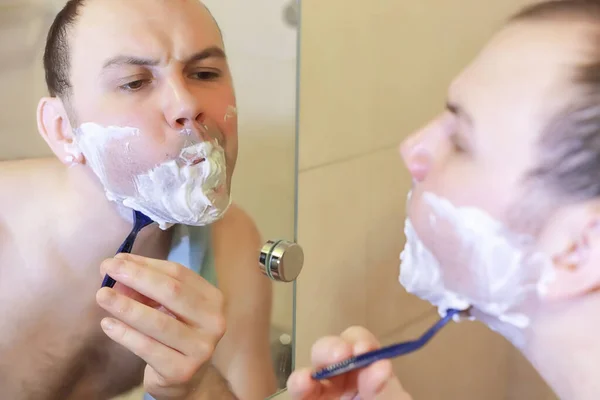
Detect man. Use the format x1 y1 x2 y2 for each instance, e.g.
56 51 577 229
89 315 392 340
0 0 275 399
289 1 600 399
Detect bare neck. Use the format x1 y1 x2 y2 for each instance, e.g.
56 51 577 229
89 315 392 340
523 293 600 400
1 158 170 276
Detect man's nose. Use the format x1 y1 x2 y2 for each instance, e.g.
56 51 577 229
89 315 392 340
162 76 205 130
399 114 452 182
400 134 432 183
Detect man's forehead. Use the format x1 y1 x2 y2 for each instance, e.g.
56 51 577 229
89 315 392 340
449 21 588 119
76 0 211 20
72 0 222 55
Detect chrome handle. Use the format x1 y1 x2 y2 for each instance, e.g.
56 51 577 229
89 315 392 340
259 240 304 282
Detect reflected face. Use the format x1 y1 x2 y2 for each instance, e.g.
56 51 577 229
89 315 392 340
67 0 238 194
400 20 590 277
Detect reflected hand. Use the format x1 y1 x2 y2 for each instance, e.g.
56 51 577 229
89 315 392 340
287 327 411 400
96 253 226 400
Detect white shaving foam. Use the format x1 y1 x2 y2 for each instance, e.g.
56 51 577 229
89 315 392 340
122 141 231 229
399 191 554 348
73 123 140 188
224 105 238 122
72 122 231 229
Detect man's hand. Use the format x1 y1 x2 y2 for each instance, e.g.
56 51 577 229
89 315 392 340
287 327 412 400
96 253 228 400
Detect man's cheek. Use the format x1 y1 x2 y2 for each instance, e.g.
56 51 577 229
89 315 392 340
222 104 238 122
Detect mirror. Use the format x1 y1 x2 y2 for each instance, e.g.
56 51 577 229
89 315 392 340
0 1 300 399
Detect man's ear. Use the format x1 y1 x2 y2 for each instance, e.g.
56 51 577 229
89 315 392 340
541 209 600 301
37 97 83 166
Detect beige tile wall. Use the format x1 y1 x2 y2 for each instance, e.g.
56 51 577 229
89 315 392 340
295 0 556 399
1 2 298 400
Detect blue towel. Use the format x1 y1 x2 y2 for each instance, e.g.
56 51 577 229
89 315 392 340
144 224 217 400
167 224 217 286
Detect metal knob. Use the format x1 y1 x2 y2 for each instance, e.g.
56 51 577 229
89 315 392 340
259 240 304 282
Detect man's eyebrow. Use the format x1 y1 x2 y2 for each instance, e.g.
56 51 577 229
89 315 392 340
102 55 160 69
185 46 226 64
446 100 472 125
102 46 227 69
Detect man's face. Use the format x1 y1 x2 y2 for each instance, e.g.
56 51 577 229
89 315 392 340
67 0 237 195
400 20 591 289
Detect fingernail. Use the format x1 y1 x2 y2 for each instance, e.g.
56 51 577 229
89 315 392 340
107 259 126 276
101 318 116 331
354 341 371 355
331 343 349 360
97 288 116 305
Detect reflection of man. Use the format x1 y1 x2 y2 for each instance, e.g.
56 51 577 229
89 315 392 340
290 1 600 399
0 0 275 399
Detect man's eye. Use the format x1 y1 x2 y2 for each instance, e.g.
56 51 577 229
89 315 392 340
450 132 468 153
120 80 148 91
192 71 221 80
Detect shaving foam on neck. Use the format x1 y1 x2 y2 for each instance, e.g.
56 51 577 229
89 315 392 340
399 191 555 348
72 122 231 229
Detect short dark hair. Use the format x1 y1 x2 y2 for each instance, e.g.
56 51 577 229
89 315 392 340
43 0 87 99
507 1 600 225
43 1 222 101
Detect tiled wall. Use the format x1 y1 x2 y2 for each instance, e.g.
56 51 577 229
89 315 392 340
295 0 557 398
0 1 56 159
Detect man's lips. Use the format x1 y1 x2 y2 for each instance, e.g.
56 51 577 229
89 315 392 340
189 157 206 166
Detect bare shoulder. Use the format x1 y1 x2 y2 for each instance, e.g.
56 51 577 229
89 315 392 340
0 159 47 273
1 156 64 207
0 158 55 209
211 203 262 249
210 203 271 306
0 158 60 258
210 206 277 400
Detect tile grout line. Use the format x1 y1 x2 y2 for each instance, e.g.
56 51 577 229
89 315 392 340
299 143 399 173
378 308 438 344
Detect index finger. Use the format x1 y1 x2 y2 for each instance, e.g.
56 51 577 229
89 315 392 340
287 368 321 400
100 257 222 330
340 326 382 354
311 336 353 369
107 253 219 295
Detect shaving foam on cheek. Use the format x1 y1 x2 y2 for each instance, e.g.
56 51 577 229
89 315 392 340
123 141 231 230
399 191 555 348
224 105 238 122
72 123 141 190
72 122 231 229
